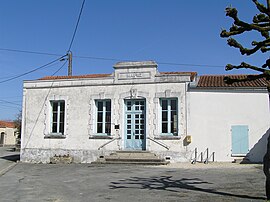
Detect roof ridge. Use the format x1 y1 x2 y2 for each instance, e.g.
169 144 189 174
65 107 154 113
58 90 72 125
39 73 112 80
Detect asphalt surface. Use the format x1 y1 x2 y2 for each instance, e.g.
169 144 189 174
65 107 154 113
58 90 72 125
0 147 266 202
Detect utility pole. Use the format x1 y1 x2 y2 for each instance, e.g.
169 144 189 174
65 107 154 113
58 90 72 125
68 51 72 76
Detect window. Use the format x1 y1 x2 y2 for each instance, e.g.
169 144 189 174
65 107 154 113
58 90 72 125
161 99 178 135
96 100 111 135
51 101 65 134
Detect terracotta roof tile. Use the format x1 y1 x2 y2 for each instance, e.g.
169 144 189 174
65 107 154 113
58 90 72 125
197 75 270 88
39 74 112 80
160 72 197 81
0 121 15 128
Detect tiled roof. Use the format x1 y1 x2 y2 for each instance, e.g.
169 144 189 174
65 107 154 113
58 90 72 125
0 121 15 128
39 74 112 80
197 75 270 88
160 72 197 81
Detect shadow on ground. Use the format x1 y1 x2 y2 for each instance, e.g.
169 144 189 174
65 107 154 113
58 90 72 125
110 176 265 200
1 154 20 162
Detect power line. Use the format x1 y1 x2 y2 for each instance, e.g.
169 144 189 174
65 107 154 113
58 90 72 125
68 0 86 52
0 99 21 106
0 47 226 68
0 60 63 80
0 54 67 84
0 48 62 57
0 104 21 110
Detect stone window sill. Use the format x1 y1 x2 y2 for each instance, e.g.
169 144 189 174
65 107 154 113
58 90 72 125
154 136 181 140
44 133 66 139
89 135 113 139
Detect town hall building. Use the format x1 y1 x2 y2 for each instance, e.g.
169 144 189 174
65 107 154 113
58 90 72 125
20 61 270 163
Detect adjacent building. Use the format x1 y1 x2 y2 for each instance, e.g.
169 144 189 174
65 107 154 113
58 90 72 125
20 61 270 163
0 121 17 146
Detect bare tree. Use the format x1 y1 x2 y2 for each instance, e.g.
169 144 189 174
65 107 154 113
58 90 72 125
13 111 21 147
220 0 270 200
221 0 270 83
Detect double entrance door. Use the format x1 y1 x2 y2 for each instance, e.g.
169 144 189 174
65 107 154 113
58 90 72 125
125 99 146 150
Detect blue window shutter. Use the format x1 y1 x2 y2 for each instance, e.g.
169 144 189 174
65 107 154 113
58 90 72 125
231 125 249 155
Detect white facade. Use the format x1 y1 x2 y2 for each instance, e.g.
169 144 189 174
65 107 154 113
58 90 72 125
20 61 270 163
188 89 270 162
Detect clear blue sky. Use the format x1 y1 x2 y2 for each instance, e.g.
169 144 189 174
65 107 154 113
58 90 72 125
0 0 267 120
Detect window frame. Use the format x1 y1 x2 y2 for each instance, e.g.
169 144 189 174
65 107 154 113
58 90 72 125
50 100 65 135
160 98 178 136
95 100 111 136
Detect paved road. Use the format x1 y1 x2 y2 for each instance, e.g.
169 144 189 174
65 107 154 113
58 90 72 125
0 147 19 176
0 148 266 202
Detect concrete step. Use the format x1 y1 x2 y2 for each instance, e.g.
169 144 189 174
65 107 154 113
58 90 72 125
92 151 169 165
109 152 157 158
93 161 169 165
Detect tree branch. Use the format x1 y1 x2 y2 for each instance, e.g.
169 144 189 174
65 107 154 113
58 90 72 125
225 7 270 38
252 0 270 16
225 62 270 73
227 37 270 55
253 13 270 23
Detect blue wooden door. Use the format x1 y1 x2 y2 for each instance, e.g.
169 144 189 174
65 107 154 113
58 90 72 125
125 100 146 150
231 125 249 155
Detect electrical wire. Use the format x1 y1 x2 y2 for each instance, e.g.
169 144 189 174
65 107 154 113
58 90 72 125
0 54 67 84
0 47 226 68
0 104 21 110
0 99 21 106
67 0 86 52
0 59 65 80
0 48 62 57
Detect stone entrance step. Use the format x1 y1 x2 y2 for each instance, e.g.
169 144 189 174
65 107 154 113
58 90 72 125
92 151 169 165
